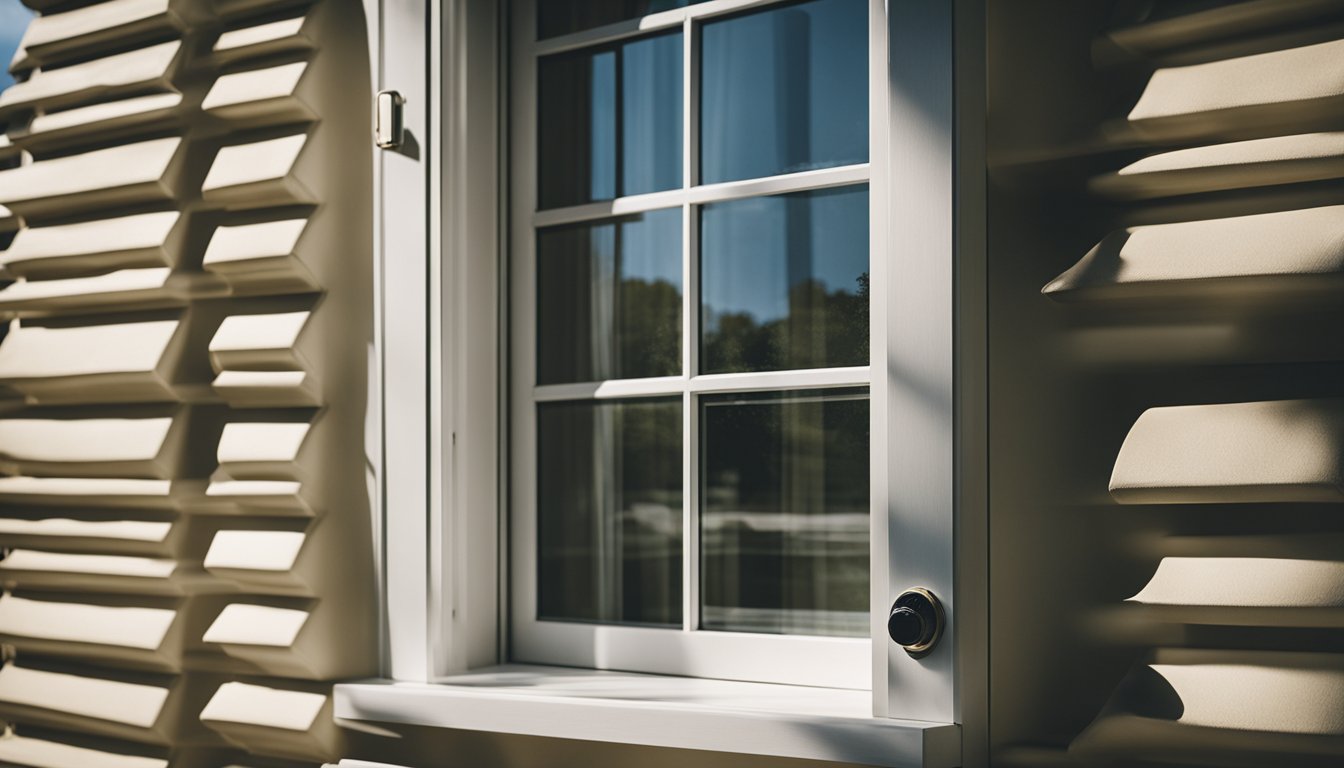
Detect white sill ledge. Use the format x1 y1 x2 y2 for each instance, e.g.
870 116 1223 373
334 664 960 768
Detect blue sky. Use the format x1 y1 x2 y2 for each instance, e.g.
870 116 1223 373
0 0 34 92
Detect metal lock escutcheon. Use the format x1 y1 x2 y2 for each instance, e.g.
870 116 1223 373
887 587 944 657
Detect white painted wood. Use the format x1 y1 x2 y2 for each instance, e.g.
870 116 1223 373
1130 38 1344 123
202 134 307 192
0 734 166 768
0 268 174 309
1111 399 1344 503
1132 557 1344 608
0 415 172 463
204 219 307 265
19 0 170 49
202 61 307 112
200 681 326 731
218 422 311 464
0 594 176 649
0 476 172 500
209 311 309 360
0 518 171 542
205 604 309 646
28 92 182 135
206 480 303 498
335 665 961 768
2 212 178 276
215 17 305 51
0 550 176 578
0 138 180 208
1045 205 1344 299
211 370 318 407
0 41 179 112
1094 131 1344 198
0 320 176 379
0 664 169 728
204 530 305 571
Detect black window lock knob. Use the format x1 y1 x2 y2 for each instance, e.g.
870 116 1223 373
887 587 944 657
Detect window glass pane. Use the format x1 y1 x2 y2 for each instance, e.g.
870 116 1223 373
537 209 682 384
539 31 682 210
0 1 34 92
700 0 868 184
700 185 869 374
700 389 869 637
539 0 710 40
538 397 683 627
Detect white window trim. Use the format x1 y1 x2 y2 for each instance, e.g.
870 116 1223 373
509 0 873 691
358 0 988 762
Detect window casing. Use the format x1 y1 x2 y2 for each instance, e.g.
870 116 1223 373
510 0 878 689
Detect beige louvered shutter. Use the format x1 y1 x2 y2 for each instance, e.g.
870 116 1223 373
1036 2 1344 766
0 0 376 765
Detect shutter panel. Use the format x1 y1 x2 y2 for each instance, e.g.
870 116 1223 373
1040 2 1344 765
0 0 375 764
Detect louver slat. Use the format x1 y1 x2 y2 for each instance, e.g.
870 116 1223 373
0 413 182 477
202 218 318 295
1043 205 1344 301
203 529 307 593
0 518 174 554
13 0 182 70
199 680 340 761
1070 651 1344 767
1099 0 1344 57
199 480 311 516
0 138 185 218
0 733 167 768
211 16 312 66
208 312 318 407
0 664 178 744
203 598 370 680
1122 556 1344 627
0 320 184 404
1090 131 1344 200
22 93 185 153
216 421 312 479
202 134 313 208
1 211 182 279
202 61 314 124
0 477 175 508
1127 38 1344 140
0 268 204 316
0 550 181 595
0 593 186 671
0 41 181 117
1110 399 1344 504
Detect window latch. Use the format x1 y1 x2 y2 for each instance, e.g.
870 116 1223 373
375 90 406 150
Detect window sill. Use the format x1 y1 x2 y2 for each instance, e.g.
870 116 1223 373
333 665 960 767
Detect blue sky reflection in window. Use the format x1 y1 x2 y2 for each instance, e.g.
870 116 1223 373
0 0 34 91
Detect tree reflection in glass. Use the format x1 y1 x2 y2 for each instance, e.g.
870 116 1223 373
538 397 683 627
537 209 682 384
701 185 869 374
701 389 869 637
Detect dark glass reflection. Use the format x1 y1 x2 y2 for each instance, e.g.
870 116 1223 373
701 389 869 637
537 209 682 384
539 0 710 39
539 31 682 210
701 185 869 374
538 398 683 627
700 0 868 184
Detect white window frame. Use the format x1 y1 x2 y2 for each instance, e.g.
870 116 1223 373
509 0 876 691
374 0 986 749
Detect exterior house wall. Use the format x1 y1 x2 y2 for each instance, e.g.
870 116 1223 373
1 1 1341 767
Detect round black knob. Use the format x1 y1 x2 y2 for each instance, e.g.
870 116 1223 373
887 588 944 657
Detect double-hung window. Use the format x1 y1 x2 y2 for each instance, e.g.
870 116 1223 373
511 0 875 689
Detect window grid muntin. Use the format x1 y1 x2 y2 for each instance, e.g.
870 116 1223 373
516 0 872 674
